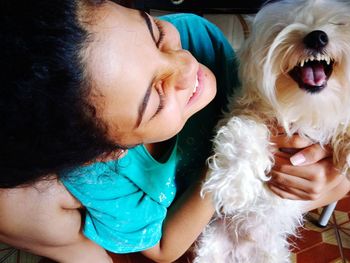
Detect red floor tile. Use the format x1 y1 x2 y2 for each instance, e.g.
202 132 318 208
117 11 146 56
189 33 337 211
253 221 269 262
335 196 350 213
289 227 323 252
296 243 342 263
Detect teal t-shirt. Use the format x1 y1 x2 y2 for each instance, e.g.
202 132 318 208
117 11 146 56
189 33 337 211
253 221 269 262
61 13 238 254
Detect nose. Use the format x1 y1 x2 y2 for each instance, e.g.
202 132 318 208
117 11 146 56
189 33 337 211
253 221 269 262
169 49 198 90
303 30 328 50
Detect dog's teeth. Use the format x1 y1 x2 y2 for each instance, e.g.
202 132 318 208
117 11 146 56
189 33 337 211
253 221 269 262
310 56 315 61
300 59 305 67
305 58 309 63
317 54 321 61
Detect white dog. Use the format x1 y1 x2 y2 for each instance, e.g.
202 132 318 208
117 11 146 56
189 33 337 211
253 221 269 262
195 0 350 262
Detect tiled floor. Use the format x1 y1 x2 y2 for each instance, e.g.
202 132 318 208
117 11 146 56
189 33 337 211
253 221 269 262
110 197 350 263
0 244 40 263
3 195 349 263
290 193 350 263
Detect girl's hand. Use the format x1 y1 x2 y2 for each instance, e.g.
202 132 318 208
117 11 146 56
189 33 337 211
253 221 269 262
268 134 344 200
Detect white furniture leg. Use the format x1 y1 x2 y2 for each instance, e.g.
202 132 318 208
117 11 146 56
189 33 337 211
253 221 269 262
317 202 337 227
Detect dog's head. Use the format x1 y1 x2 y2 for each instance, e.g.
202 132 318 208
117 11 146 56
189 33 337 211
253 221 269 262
239 0 350 140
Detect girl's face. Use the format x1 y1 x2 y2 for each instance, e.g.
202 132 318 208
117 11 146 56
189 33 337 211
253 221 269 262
84 1 216 147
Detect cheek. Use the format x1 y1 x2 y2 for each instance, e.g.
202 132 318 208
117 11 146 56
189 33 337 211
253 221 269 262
204 69 217 100
162 21 182 46
164 111 188 137
146 115 186 143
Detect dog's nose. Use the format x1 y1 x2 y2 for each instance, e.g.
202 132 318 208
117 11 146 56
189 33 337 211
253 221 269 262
303 30 328 50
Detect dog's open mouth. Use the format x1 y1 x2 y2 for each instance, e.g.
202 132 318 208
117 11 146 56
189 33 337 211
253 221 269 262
289 54 334 93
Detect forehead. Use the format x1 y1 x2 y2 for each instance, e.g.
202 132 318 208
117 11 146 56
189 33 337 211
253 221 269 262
80 1 157 138
82 2 146 92
82 1 145 54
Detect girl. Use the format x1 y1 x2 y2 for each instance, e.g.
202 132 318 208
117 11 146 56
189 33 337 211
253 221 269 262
0 1 347 262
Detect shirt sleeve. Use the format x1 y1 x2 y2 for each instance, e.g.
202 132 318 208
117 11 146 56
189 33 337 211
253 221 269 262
61 161 166 254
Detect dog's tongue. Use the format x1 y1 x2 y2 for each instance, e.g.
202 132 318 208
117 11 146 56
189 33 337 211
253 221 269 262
301 62 326 86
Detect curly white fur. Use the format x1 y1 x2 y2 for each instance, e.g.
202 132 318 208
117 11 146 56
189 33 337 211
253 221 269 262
195 1 350 262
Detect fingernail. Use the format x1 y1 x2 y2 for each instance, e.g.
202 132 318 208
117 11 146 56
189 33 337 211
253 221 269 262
290 153 305 166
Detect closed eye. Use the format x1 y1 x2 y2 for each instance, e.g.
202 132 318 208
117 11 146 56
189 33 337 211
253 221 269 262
154 19 165 48
329 21 347 26
152 85 165 119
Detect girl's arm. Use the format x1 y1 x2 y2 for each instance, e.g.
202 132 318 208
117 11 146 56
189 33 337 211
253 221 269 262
141 169 214 263
0 178 112 263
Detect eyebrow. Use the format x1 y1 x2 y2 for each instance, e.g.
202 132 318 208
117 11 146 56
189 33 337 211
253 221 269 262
136 85 152 128
135 11 158 128
140 11 157 44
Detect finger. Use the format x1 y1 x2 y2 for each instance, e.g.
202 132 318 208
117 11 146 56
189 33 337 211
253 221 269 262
272 158 335 191
276 125 286 135
290 144 332 166
270 125 287 135
274 148 296 159
274 155 291 166
268 184 311 200
270 134 314 151
272 157 324 181
269 170 312 192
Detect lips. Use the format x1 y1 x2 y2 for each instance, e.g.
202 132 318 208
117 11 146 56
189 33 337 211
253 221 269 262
289 53 334 93
187 67 203 105
189 75 199 99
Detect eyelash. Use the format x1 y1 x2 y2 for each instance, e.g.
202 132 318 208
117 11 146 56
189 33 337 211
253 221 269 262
151 20 165 117
154 19 165 47
154 87 165 115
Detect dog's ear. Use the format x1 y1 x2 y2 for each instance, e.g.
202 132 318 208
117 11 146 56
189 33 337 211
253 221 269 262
237 34 264 97
237 38 254 86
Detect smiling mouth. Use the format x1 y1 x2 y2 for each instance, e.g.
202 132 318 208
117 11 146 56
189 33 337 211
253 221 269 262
190 75 199 99
289 54 334 93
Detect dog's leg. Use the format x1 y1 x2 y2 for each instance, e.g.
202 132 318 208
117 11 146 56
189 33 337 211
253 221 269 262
225 203 301 263
202 116 273 215
194 218 235 263
198 116 301 263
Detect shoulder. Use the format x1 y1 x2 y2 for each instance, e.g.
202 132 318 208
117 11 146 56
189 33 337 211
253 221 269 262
0 178 83 247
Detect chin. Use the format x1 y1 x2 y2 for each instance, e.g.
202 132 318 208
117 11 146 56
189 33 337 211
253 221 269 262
194 1 350 262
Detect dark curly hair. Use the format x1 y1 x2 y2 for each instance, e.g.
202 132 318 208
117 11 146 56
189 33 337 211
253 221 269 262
0 0 120 188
